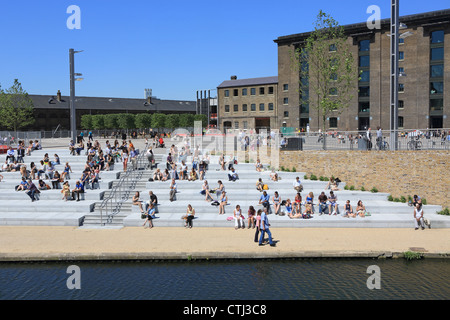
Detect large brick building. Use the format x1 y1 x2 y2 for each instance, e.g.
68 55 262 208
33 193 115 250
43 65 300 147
274 9 450 131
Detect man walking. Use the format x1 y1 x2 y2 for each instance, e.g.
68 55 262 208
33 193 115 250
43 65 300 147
259 208 276 247
169 178 177 202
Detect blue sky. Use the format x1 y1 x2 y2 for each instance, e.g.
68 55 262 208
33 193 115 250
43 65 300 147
0 0 448 101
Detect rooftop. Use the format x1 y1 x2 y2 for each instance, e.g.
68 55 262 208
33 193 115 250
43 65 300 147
217 76 278 89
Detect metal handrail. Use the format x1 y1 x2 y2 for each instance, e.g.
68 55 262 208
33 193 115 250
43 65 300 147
99 143 149 225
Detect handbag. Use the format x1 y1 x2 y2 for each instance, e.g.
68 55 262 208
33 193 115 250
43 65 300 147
141 213 147 219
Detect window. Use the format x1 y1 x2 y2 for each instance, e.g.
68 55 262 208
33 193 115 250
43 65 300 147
431 47 444 61
251 104 256 111
259 87 265 95
329 117 338 128
329 44 337 52
283 84 289 91
430 98 443 111
300 104 309 114
283 97 289 105
243 121 248 129
359 55 370 67
234 121 239 129
284 111 289 117
431 30 444 44
359 101 370 113
359 86 370 97
259 103 265 111
242 88 247 96
330 73 338 81
233 89 238 97
268 103 274 111
398 83 405 93
225 105 230 112
359 70 370 82
329 88 338 96
224 90 229 97
399 38 405 44
398 100 404 109
430 82 443 95
233 104 238 112
251 88 256 95
430 65 444 78
359 40 370 52
399 51 404 60
268 86 274 94
398 116 404 128
242 104 248 112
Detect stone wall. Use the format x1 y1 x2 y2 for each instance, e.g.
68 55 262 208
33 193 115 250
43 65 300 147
279 150 450 209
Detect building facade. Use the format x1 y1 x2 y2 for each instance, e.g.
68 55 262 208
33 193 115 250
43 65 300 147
274 9 450 131
217 76 278 131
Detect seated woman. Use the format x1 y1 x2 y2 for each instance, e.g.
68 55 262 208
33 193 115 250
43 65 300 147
201 180 214 202
26 141 33 156
343 200 355 218
283 199 293 216
326 177 340 191
219 191 228 215
303 203 313 219
162 168 170 181
270 169 279 182
294 192 302 215
185 204 195 229
179 161 188 180
61 162 72 181
61 181 71 201
153 168 163 181
38 179 50 191
255 158 263 172
52 154 60 166
188 167 198 181
132 191 144 214
356 200 366 218
51 171 61 189
142 203 156 229
247 206 256 229
16 177 29 191
233 204 245 229
306 192 314 214
288 199 303 219
272 191 281 215
256 178 264 192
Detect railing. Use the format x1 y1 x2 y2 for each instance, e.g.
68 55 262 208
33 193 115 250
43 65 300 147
98 143 149 225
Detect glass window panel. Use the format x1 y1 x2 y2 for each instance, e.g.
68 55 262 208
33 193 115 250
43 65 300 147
431 47 444 61
359 55 370 67
359 40 370 51
359 70 370 82
430 99 443 111
242 88 247 96
430 65 443 78
430 82 444 95
329 117 338 128
431 30 444 44
359 101 370 113
359 86 370 97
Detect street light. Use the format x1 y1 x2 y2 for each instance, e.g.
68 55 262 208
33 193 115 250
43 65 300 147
69 48 84 144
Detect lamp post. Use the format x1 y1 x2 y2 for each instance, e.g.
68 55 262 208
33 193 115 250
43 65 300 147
69 48 84 144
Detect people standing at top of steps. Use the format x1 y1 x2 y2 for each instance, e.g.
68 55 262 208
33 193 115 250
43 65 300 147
169 178 177 202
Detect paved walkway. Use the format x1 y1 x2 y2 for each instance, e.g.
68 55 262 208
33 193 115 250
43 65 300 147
0 226 448 261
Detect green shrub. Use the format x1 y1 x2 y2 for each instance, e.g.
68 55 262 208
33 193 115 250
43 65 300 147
349 185 355 191
437 207 450 216
371 187 378 193
285 168 291 172
319 176 325 181
422 198 427 205
303 175 308 180
292 167 296 172
403 251 423 261
360 186 366 192
280 166 285 171
393 197 400 202
387 195 393 201
400 196 407 203
344 185 349 190
408 195 413 202
310 174 318 180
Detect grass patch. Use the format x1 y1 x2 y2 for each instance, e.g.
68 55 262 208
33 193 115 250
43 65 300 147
403 251 423 261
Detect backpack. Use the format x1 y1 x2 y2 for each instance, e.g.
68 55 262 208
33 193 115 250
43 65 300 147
263 184 269 190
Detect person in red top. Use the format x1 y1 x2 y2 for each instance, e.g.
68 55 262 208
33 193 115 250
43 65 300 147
158 137 165 148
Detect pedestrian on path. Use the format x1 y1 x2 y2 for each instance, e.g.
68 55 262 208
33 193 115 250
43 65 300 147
259 208 276 247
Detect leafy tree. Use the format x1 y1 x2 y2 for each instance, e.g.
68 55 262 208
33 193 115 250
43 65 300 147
165 114 179 130
80 114 93 130
0 79 35 131
293 11 359 131
104 114 119 129
135 113 152 129
117 113 135 130
91 114 105 130
151 113 166 131
179 113 194 128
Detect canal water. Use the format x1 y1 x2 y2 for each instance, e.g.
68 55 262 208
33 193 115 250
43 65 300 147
0 258 448 300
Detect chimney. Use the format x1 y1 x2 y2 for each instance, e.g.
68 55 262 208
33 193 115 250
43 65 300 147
56 90 62 102
147 96 152 105
230 75 237 80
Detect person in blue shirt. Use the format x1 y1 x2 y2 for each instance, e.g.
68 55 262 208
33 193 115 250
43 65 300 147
142 203 156 228
71 180 84 201
26 179 39 202
259 191 271 212
259 207 275 247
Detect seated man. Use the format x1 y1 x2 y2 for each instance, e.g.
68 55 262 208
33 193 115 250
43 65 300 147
259 191 271 212
328 191 338 215
293 176 303 192
25 179 39 202
318 191 328 215
71 180 85 201
228 167 239 182
6 147 15 164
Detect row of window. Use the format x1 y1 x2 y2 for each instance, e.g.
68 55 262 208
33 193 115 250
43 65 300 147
224 86 276 97
224 103 274 112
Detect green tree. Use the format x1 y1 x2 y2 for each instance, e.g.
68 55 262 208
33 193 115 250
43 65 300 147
91 114 105 130
293 11 359 132
104 114 119 129
0 79 35 131
80 114 93 130
117 113 135 130
165 114 180 130
179 113 194 128
151 113 166 131
135 113 152 129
